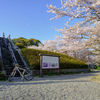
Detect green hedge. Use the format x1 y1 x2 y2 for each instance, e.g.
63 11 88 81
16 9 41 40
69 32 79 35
21 48 88 70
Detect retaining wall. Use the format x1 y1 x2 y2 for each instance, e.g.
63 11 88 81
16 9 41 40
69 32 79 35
34 68 90 76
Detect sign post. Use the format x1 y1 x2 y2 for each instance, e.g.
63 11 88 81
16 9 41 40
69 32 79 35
39 54 60 77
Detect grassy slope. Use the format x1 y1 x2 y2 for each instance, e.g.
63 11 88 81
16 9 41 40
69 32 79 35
21 48 88 70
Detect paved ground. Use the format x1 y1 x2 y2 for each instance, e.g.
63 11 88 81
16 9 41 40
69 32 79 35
0 70 100 100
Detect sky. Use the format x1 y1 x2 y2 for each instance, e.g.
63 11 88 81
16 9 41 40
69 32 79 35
0 0 82 43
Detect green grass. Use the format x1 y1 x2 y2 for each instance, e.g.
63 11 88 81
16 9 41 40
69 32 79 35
21 48 88 70
96 67 100 70
35 75 41 78
91 75 100 82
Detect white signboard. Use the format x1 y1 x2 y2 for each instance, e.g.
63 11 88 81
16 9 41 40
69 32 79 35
42 55 59 69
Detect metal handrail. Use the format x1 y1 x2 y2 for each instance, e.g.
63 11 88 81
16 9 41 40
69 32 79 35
8 36 29 68
8 43 18 65
7 36 18 49
3 33 7 48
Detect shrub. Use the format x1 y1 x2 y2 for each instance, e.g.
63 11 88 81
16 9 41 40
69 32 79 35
15 43 25 49
0 72 7 81
96 66 100 70
21 48 88 70
12 37 42 47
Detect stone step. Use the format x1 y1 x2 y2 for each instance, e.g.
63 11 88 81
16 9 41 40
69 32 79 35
4 67 14 71
0 37 27 77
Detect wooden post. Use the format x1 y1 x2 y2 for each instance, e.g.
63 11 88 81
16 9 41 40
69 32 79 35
58 57 60 75
8 34 10 40
3 32 5 38
40 55 43 77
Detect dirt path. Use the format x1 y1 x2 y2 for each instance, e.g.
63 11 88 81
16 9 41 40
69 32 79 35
0 71 100 100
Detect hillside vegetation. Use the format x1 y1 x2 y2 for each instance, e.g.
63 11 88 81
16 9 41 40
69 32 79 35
21 48 88 70
12 37 42 48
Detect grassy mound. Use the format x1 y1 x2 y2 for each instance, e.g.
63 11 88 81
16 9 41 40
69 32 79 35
21 48 88 70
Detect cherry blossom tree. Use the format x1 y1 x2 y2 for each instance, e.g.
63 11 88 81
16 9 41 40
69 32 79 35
47 0 100 24
28 0 100 63
27 41 58 52
46 0 100 62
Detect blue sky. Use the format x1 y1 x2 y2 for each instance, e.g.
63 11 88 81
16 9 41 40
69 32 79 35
0 0 81 43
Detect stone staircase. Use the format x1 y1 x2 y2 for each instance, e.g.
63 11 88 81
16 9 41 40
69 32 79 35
0 34 28 77
1 47 14 76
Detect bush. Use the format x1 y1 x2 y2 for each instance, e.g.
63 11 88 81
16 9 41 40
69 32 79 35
12 37 42 47
0 72 6 81
21 48 88 70
96 66 100 70
15 43 26 49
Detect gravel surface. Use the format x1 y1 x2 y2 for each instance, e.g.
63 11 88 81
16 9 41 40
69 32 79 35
0 71 100 100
